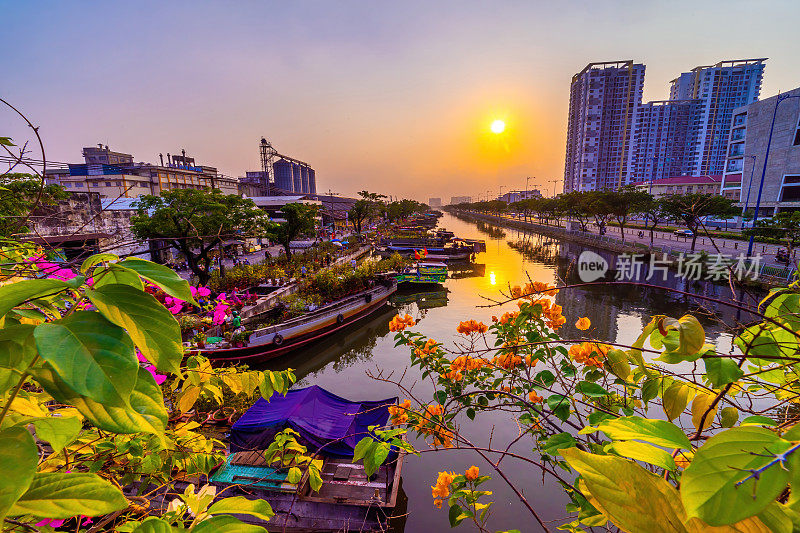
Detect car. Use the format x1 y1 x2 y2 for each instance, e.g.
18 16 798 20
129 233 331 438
674 229 694 237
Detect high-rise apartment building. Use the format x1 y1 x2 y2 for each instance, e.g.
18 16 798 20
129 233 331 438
563 61 645 192
571 58 767 188
631 100 700 180
670 59 766 176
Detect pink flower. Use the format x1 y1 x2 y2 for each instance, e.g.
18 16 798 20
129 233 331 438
36 519 65 527
49 268 78 281
190 286 211 299
168 303 183 315
136 350 148 364
147 366 167 385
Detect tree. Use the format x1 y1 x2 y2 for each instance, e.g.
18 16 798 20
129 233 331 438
744 211 800 259
558 192 591 231
606 188 652 242
131 189 270 285
640 196 671 245
347 191 386 235
660 193 739 251
265 202 319 260
0 173 68 237
585 191 614 235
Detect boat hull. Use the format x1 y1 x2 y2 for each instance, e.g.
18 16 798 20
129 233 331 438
199 282 397 365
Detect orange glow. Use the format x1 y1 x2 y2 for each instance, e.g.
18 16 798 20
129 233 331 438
490 119 506 134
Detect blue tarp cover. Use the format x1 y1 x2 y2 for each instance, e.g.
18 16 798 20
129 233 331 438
230 385 397 457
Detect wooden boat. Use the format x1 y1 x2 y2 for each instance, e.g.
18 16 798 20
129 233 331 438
395 261 448 285
211 386 406 532
199 278 397 364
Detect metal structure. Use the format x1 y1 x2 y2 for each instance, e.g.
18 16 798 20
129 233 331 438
258 137 314 193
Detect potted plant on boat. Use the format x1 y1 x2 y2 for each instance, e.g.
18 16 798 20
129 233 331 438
192 331 207 349
230 330 249 348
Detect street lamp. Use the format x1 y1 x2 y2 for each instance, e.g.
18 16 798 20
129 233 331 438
747 93 800 257
741 155 758 219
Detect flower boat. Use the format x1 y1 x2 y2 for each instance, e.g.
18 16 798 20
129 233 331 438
394 261 448 286
210 386 406 532
196 277 397 364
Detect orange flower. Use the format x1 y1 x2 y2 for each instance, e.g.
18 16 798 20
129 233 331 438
525 354 539 367
499 311 518 325
510 285 523 299
491 315 498 322
389 313 415 332
414 338 439 359
569 342 609 368
431 471 456 498
528 390 544 403
457 319 488 335
433 498 443 508
465 465 480 481
525 281 559 297
440 369 463 381
491 353 523 370
388 399 411 425
575 317 591 330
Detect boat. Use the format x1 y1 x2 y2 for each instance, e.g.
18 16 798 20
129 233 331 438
377 239 482 262
211 386 406 532
198 278 397 365
391 287 449 309
395 261 448 285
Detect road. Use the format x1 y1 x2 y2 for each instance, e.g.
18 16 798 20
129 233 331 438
497 214 792 268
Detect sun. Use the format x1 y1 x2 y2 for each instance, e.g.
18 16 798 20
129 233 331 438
490 119 506 134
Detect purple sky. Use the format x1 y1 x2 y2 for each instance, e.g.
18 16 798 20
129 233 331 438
3 1 798 200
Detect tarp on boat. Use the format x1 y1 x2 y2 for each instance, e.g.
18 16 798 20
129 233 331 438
230 385 397 457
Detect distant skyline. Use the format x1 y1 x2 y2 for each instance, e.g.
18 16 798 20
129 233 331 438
3 1 799 200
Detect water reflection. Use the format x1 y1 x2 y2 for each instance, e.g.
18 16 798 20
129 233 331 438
263 211 765 532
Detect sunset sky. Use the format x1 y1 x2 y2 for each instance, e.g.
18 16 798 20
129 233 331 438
3 1 799 201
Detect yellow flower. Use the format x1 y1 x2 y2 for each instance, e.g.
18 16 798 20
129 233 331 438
465 465 480 481
575 317 591 330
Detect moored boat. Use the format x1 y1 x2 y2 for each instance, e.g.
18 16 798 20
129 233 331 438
395 261 448 285
197 278 397 365
211 386 406 532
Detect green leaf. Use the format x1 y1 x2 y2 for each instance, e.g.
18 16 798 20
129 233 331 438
353 437 374 463
435 390 446 404
660 315 706 360
0 279 71 319
80 253 119 274
583 416 691 449
542 432 576 456
562 447 689 533
0 427 38 522
364 442 390 477
130 517 177 533
662 383 691 421
207 496 275 520
607 441 676 471
741 415 778 426
449 503 466 527
704 357 744 388
690 392 717 431
0 324 37 396
606 349 631 380
119 258 197 304
33 366 167 434
34 311 138 406
287 466 302 484
9 472 128 518
191 515 267 533
32 416 82 454
92 264 144 290
576 381 610 398
720 407 739 428
681 426 791 526
88 284 182 374
308 466 323 492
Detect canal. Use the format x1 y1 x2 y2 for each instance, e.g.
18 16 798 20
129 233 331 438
265 211 764 532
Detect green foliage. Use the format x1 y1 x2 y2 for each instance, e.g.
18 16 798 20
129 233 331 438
263 202 318 259
0 242 294 530
131 189 272 284
0 173 68 237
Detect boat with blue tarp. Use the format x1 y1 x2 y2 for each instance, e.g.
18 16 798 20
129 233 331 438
210 386 406 532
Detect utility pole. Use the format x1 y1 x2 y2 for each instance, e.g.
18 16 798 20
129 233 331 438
547 179 561 197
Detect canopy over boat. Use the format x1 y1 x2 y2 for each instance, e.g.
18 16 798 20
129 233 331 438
230 385 397 457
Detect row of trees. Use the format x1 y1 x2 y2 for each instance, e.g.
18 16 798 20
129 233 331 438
347 191 428 235
457 188 740 251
